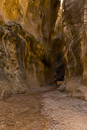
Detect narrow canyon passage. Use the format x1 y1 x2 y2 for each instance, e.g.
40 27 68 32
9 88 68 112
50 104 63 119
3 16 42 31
0 0 87 130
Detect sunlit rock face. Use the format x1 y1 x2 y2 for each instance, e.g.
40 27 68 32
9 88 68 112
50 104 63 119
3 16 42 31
0 0 60 39
0 0 61 98
1 0 87 100
63 0 87 99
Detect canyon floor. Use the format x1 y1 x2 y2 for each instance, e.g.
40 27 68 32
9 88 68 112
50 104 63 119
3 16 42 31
0 87 87 130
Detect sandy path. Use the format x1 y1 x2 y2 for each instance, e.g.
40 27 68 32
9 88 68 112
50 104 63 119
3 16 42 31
42 90 87 130
0 94 46 130
0 88 87 130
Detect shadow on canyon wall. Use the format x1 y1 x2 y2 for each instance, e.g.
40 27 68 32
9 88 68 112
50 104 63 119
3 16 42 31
0 0 87 100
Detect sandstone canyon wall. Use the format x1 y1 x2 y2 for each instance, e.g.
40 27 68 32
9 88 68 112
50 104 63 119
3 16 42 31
63 0 87 99
0 0 61 98
0 0 87 100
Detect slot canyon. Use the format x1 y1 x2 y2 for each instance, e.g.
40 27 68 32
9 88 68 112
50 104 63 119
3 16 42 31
0 0 87 130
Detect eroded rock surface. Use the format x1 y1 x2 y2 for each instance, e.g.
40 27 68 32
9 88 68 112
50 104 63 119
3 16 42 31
0 0 87 100
63 0 87 99
0 0 61 98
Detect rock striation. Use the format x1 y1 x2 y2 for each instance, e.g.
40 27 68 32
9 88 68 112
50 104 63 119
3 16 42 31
63 0 87 99
0 0 61 98
0 0 87 100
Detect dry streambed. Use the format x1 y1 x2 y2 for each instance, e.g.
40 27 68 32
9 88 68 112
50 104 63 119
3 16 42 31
42 90 87 130
0 88 87 130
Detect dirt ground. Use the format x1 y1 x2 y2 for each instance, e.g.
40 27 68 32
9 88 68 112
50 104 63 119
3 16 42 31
0 93 46 130
42 90 87 130
0 87 87 130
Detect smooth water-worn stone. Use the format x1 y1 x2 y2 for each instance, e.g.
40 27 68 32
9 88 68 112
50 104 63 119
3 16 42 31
0 0 61 98
63 0 87 99
0 0 87 100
